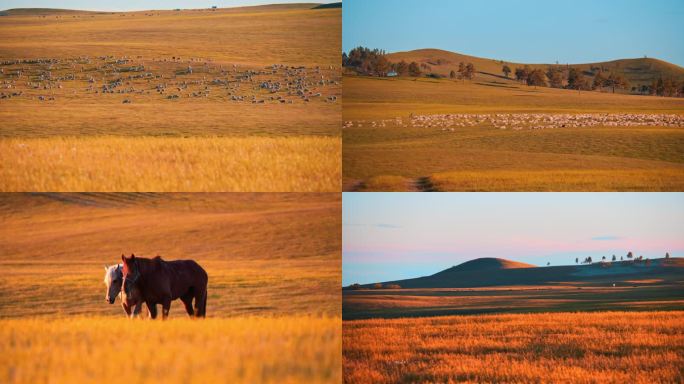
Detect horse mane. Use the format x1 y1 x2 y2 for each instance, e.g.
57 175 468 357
134 255 165 273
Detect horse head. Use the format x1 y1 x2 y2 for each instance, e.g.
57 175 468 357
121 254 143 311
103 262 123 304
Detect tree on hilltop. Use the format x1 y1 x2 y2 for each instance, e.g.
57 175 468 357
606 73 628 94
408 61 421 77
502 65 511 78
546 66 563 88
465 63 476 80
395 60 409 76
527 69 546 88
592 70 606 90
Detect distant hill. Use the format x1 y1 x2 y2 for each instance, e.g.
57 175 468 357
435 257 535 272
0 8 92 16
312 2 342 9
385 48 684 89
349 257 684 289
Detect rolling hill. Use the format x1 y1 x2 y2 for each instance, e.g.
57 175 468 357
386 48 684 89
350 257 684 289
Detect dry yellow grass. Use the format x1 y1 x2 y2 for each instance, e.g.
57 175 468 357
0 136 341 192
343 76 684 191
428 168 684 191
343 311 684 384
1 315 341 384
0 193 341 318
0 5 341 191
0 5 340 66
0 193 341 383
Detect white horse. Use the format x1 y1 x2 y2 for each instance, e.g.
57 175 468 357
104 262 150 318
103 263 132 316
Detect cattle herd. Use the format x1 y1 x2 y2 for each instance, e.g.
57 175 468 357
0 56 340 104
343 113 684 131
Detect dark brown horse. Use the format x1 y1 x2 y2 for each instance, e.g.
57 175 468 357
121 254 208 319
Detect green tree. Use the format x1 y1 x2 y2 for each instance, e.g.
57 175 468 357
502 65 511 78
606 73 628 93
527 69 546 88
592 71 606 90
408 61 421 77
546 66 563 88
514 67 527 82
465 63 476 80
458 62 466 82
395 60 409 76
567 67 581 89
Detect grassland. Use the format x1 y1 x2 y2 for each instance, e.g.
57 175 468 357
0 136 340 191
342 75 684 191
343 283 684 320
0 4 341 191
0 193 341 383
343 311 684 384
2 316 341 384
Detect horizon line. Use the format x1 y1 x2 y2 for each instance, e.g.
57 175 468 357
0 2 335 13
343 255 681 286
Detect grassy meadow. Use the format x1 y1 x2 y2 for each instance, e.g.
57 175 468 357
0 193 341 383
0 4 341 191
342 75 684 191
0 136 341 192
2 316 340 384
343 311 684 384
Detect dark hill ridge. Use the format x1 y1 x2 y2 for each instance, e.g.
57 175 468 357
350 257 684 289
435 257 535 273
312 3 342 9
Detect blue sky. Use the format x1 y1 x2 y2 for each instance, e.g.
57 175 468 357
0 0 335 11
343 193 684 286
343 0 684 67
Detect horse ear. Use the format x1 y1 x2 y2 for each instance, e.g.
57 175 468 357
121 254 126 262
131 254 135 260
104 265 108 272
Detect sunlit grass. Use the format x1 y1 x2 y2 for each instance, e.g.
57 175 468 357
1 315 341 384
343 311 684 384
0 136 341 192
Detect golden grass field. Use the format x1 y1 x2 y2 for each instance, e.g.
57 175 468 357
343 75 684 191
343 311 684 384
0 136 340 191
2 316 340 384
0 4 341 191
343 281 684 320
0 193 341 383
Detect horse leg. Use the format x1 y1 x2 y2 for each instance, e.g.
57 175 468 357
194 288 207 318
181 293 194 317
161 300 171 320
131 302 143 319
147 303 158 319
122 302 131 317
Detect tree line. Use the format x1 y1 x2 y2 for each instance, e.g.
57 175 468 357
343 46 476 80
507 64 684 97
342 47 684 97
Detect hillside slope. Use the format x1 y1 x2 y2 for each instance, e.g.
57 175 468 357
352 257 684 288
386 48 684 89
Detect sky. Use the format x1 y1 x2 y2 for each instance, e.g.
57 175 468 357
342 193 684 286
343 0 684 67
0 0 335 12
